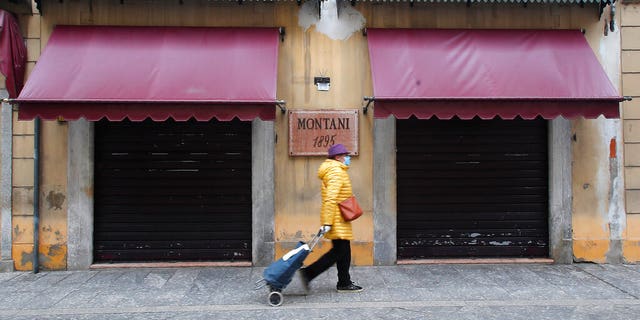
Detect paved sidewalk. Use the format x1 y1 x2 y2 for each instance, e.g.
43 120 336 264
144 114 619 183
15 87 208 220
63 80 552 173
0 263 639 319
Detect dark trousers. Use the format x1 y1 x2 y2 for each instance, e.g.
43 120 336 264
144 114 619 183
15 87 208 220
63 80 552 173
304 239 351 286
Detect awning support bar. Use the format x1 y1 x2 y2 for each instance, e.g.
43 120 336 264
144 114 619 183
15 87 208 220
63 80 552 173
276 100 287 114
363 96 374 114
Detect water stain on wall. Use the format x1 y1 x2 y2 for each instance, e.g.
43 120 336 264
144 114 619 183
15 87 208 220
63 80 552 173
83 186 93 198
20 250 32 267
13 225 23 238
46 191 66 210
47 244 64 260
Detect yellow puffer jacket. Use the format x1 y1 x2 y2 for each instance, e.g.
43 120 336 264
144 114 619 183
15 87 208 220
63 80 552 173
317 159 353 240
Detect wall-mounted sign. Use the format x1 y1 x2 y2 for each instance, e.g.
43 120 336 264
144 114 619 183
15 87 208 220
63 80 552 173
288 110 359 156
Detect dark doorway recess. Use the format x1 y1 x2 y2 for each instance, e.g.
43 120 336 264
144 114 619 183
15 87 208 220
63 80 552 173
94 119 252 263
397 117 549 259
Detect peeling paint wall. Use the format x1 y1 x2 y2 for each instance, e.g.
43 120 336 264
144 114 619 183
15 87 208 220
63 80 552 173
277 2 625 265
37 121 69 270
11 118 69 271
11 5 68 271
572 118 624 263
11 6 71 271
5 5 33 271
298 0 366 41
7 0 634 270
572 4 626 263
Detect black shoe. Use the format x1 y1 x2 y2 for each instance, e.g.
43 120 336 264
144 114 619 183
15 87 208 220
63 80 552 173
336 282 363 293
298 269 310 294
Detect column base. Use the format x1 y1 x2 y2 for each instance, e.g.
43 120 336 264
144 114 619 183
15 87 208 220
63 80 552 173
0 259 14 272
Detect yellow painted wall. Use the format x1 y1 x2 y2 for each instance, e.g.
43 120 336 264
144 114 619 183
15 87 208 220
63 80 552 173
9 0 629 269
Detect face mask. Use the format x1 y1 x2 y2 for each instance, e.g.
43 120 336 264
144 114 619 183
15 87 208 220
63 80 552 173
343 156 351 166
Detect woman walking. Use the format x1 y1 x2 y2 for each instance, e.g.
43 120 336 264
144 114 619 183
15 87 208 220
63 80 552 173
299 143 363 293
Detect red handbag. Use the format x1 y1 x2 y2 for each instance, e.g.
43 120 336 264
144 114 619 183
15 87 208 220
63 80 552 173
338 196 363 221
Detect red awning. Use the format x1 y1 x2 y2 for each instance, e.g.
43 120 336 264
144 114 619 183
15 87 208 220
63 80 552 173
0 10 27 98
16 26 280 121
366 28 623 119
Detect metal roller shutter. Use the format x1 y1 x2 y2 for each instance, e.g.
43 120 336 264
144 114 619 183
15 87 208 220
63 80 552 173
397 117 549 259
94 119 252 262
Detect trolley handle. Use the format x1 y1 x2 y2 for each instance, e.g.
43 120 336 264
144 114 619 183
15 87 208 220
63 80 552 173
318 225 330 236
308 226 328 250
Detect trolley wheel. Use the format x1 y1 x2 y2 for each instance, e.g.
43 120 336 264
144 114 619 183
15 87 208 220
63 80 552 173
268 291 283 307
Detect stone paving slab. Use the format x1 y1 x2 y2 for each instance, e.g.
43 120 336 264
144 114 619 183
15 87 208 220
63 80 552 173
576 264 640 298
0 264 639 319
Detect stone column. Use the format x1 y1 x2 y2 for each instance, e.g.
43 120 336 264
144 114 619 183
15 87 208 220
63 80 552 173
0 90 14 271
67 119 94 270
373 117 397 265
548 118 573 263
252 118 275 266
